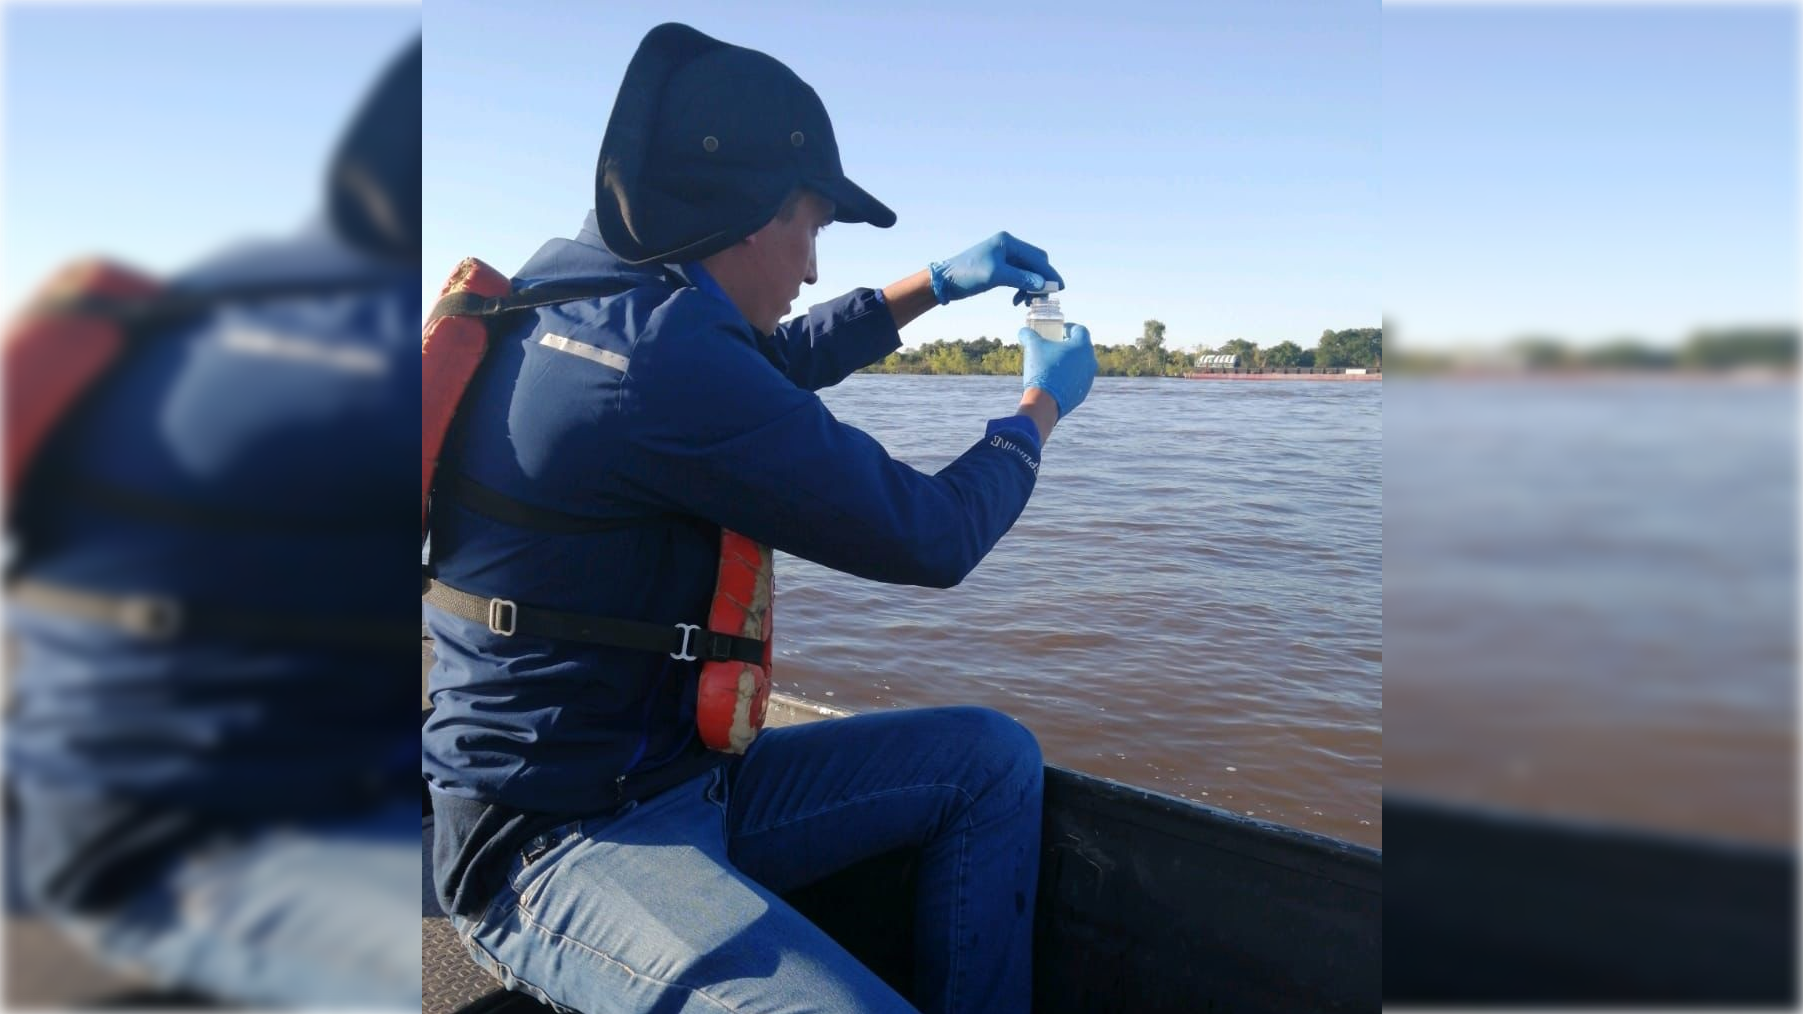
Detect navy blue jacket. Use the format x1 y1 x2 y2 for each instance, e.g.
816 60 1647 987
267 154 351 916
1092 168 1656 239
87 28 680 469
6 220 420 912
422 212 1042 916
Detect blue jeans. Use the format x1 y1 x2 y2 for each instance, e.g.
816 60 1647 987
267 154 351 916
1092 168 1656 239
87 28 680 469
53 798 421 1009
455 706 1044 1014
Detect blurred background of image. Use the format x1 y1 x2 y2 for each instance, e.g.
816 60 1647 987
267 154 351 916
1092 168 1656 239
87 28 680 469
3 4 420 1008
1383 2 1797 1003
1386 0 1796 851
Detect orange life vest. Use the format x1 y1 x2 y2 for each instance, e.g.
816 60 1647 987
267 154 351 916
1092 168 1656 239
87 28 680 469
693 533 774 753
4 260 419 649
7 257 398 518
4 259 163 508
422 257 772 754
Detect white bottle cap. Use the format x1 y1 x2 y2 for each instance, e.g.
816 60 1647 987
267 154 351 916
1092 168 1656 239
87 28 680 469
1039 280 1061 293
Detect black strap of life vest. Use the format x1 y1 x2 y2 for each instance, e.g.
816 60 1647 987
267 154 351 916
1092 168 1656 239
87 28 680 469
422 578 764 665
441 472 703 536
45 274 406 330
52 477 393 534
426 281 638 326
9 578 414 648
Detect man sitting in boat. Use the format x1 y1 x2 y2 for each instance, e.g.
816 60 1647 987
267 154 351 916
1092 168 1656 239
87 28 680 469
421 21 1099 1014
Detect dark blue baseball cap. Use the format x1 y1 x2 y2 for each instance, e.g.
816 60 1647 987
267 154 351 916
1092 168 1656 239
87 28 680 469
596 23 896 266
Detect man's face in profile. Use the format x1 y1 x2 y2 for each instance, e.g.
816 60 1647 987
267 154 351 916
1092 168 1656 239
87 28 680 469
742 190 834 333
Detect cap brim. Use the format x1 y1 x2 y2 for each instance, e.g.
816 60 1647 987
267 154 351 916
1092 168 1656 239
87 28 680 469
809 175 896 229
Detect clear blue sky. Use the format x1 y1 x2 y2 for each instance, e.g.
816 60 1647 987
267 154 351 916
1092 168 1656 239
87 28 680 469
1385 5 1799 349
424 0 1378 351
3 4 421 317
14 5 1789 354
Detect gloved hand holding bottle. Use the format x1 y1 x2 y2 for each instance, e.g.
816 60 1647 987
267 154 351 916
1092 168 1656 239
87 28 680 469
1020 322 1097 422
929 232 1064 306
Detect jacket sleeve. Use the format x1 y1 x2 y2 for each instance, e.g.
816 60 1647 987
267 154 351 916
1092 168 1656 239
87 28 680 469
621 305 1036 588
767 288 901 392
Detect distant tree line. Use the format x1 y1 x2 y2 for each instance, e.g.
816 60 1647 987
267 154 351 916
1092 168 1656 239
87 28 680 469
858 321 1384 376
1385 327 1798 374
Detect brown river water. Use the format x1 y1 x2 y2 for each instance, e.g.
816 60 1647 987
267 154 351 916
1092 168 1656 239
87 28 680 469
774 375 1384 846
1385 376 1795 847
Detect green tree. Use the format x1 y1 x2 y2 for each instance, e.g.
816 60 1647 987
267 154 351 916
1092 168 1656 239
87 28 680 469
926 342 966 375
1506 335 1570 371
963 336 1001 369
1139 320 1167 351
980 343 1023 375
1343 328 1382 367
1137 320 1167 374
1217 338 1261 369
1264 340 1305 369
1583 338 1675 370
1678 327 1798 370
1316 328 1383 369
1316 332 1348 368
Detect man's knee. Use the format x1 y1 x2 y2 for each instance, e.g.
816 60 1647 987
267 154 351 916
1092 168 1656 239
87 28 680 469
935 706 1044 796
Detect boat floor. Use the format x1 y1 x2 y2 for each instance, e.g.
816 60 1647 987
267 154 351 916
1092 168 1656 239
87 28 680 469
0 808 160 1010
423 827 513 1014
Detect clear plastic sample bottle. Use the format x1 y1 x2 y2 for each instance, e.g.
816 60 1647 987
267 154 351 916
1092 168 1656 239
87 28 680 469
1025 282 1064 341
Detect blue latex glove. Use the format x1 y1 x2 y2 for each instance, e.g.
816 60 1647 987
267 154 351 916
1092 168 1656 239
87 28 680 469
1019 323 1097 418
928 232 1065 306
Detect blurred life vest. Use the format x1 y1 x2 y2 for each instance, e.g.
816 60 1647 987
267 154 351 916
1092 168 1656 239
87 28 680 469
421 257 772 754
4 260 164 507
3 256 414 646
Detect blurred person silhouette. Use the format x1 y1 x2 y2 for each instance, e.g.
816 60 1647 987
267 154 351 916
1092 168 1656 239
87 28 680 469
421 22 1097 1014
4 36 421 1008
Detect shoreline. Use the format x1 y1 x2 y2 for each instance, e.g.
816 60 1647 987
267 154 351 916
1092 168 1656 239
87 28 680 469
1181 371 1382 382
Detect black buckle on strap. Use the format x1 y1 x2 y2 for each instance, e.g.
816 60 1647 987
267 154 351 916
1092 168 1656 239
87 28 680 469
670 625 748 664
